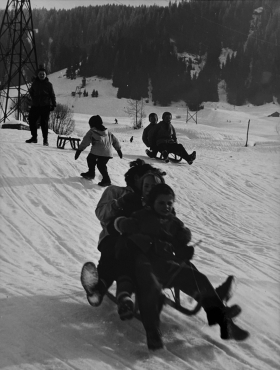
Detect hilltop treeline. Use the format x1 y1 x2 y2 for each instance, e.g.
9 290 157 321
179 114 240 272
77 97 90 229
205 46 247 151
0 0 279 106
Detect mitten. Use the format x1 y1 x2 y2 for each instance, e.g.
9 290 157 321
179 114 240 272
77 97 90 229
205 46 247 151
75 150 81 160
117 149 123 158
116 192 140 210
107 219 121 236
114 216 139 235
175 246 194 261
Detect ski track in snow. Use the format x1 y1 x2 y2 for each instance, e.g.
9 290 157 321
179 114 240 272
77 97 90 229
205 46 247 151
1 89 280 369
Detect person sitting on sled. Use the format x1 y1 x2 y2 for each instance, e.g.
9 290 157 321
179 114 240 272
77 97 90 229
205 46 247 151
113 183 249 350
80 159 166 306
80 171 240 347
74 115 122 186
142 113 159 158
149 112 196 164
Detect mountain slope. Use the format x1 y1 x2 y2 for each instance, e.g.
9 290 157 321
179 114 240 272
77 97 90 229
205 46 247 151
0 97 279 369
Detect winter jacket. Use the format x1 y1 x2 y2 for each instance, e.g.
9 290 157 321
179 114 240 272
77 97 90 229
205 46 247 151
149 121 177 148
78 127 121 158
142 123 158 147
115 208 192 258
95 185 134 244
29 77 56 108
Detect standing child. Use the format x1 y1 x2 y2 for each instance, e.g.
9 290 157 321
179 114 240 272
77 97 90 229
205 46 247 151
75 115 122 186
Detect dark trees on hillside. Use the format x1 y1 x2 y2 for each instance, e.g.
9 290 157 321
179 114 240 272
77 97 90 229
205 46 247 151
16 0 279 106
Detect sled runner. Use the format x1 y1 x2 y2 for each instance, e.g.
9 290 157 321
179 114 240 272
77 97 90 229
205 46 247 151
106 286 202 321
81 261 202 320
146 149 182 163
157 151 183 163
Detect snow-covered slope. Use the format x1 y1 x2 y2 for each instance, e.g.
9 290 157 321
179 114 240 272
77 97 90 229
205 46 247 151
0 72 280 369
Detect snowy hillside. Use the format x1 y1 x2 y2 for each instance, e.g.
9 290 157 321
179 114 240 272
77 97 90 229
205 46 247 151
0 71 280 370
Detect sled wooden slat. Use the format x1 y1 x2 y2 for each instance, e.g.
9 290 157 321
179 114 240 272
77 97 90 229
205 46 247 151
156 151 183 163
105 287 202 322
57 135 81 150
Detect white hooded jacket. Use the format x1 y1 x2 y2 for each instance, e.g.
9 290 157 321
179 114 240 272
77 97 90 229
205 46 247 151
78 127 121 157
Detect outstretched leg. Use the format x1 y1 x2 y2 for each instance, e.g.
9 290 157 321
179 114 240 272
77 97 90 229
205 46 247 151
134 252 164 350
158 261 249 341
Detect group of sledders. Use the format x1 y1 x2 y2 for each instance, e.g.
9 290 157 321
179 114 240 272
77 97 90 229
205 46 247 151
27 99 249 349
80 156 249 350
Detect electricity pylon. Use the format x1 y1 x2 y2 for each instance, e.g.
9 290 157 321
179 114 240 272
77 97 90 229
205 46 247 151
0 0 38 123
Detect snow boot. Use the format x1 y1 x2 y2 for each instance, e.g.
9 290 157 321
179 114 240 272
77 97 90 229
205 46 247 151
206 304 242 325
146 149 156 158
81 172 95 180
80 262 105 307
215 275 235 302
117 294 134 321
162 150 169 163
26 137 37 143
98 180 111 187
43 141 49 146
206 306 249 341
220 318 250 341
146 328 164 351
187 151 196 165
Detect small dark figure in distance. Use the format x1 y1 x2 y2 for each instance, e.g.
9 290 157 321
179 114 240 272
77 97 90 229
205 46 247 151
130 136 133 143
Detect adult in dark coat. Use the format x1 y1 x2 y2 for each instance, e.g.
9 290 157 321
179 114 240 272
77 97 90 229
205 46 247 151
142 113 159 158
26 66 56 146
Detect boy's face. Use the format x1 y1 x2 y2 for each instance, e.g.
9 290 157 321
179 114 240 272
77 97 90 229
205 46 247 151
149 115 158 124
142 175 161 200
153 194 174 217
38 71 46 80
163 114 172 124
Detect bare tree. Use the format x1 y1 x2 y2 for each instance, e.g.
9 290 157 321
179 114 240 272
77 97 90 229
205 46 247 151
48 103 75 135
124 98 146 129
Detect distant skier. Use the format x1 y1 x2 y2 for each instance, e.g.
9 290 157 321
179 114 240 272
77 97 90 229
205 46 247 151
130 136 133 143
115 118 118 124
74 115 122 186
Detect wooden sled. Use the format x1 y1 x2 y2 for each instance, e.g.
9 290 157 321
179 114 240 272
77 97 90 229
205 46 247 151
157 151 183 163
106 286 202 321
146 149 183 163
57 135 81 150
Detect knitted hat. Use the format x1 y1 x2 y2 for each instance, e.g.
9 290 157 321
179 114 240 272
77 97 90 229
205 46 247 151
38 65 46 73
89 115 105 130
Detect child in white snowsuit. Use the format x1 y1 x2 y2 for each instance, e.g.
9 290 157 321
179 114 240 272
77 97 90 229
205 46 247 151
114 184 249 350
75 115 122 186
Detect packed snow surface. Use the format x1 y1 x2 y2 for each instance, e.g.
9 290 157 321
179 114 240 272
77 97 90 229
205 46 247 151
1 71 280 369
